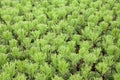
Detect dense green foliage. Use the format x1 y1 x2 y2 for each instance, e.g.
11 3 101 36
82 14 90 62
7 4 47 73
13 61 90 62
0 0 120 80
